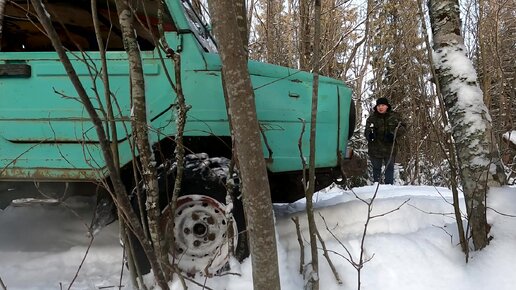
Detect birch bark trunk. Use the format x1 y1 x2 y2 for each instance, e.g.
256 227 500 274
113 0 171 278
428 0 505 250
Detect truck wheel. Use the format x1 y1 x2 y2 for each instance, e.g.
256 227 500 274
128 153 248 276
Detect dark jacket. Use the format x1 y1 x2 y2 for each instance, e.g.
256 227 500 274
365 110 405 158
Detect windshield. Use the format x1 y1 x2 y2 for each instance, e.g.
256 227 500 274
180 0 217 52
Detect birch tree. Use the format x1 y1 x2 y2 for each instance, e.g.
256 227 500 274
427 0 506 250
113 0 172 279
207 1 281 289
305 0 322 289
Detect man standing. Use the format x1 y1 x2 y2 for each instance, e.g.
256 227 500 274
365 98 405 184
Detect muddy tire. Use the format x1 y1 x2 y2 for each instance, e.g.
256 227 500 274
128 153 248 275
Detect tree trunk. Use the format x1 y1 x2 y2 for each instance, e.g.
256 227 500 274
0 0 6 50
299 0 311 70
114 0 171 279
91 0 119 170
234 0 248 54
417 0 469 258
266 0 278 63
427 0 506 250
305 0 322 289
208 1 281 289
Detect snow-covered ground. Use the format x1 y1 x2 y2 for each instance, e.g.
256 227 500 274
1 184 515 290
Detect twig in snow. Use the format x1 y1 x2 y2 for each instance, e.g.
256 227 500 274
0 275 7 290
292 216 305 274
407 203 455 218
315 224 343 284
67 235 95 290
370 198 410 219
98 285 126 289
432 225 454 244
487 207 516 218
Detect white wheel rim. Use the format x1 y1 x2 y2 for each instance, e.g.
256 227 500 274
171 194 237 275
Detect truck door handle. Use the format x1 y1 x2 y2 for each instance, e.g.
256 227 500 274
0 64 32 78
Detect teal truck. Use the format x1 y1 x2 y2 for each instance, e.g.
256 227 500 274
0 0 355 274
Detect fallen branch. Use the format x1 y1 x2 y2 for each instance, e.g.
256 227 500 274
0 275 7 290
370 199 410 219
292 216 305 274
486 207 516 218
315 226 342 284
67 235 95 290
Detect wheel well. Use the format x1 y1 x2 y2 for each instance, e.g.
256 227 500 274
118 136 337 204
118 135 233 190
153 136 233 164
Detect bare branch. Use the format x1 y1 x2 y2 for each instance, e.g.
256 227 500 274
370 198 410 219
0 275 7 290
292 216 305 274
315 226 343 284
66 236 95 290
487 207 516 218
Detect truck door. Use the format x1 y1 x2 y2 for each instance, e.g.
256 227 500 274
0 0 174 179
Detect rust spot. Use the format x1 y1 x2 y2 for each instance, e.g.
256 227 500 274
192 212 199 220
0 167 98 181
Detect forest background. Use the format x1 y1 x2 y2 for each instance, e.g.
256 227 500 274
239 0 515 186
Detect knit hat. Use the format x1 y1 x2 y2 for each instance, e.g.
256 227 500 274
375 97 391 111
